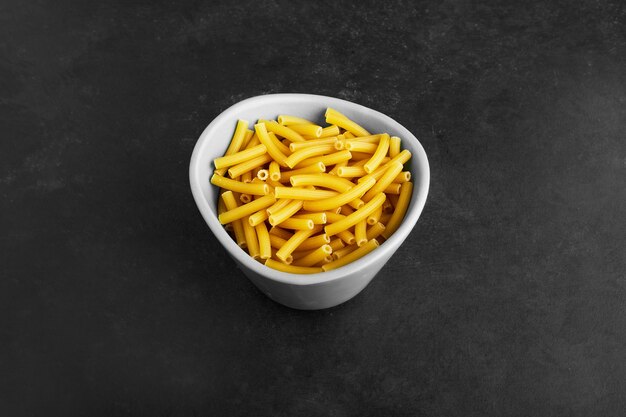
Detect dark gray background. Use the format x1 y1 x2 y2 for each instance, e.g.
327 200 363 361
2 0 625 416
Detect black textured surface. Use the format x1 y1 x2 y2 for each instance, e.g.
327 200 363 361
2 1 625 416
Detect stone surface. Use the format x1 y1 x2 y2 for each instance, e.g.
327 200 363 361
1 1 625 416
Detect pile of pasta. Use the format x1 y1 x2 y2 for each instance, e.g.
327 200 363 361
211 108 413 274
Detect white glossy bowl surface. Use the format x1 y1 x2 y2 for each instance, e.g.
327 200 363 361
190 94 429 309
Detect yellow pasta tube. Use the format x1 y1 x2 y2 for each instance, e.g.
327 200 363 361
239 194 252 204
256 169 269 181
363 149 412 183
255 123 289 167
389 149 412 166
332 244 355 260
384 183 401 194
322 239 379 271
289 173 354 192
389 136 401 158
227 153 273 178
328 160 347 175
274 187 338 200
388 194 399 209
344 141 378 153
218 191 227 216
269 233 288 249
279 162 326 182
355 219 368 247
324 192 386 236
284 144 336 168
293 212 327 224
240 130 255 150
211 173 270 195
382 199 394 213
324 211 346 223
264 258 322 274
266 199 292 215
379 212 392 225
367 205 382 225
267 132 292 155
342 131 355 139
295 233 331 251
214 119 249 176
340 205 354 215
268 161 281 181
277 218 314 230
245 134 260 149
328 238 345 251
302 176 376 212
381 181 413 239
218 194 276 224
221 191 247 248
242 215 260 259
275 227 321 263
320 125 340 138
289 137 338 152
261 119 306 142
325 109 370 137
277 115 315 126
287 124 323 138
347 134 381 143
364 133 390 173
393 171 411 183
337 230 356 245
337 166 367 178
269 226 293 240
241 171 252 183
293 245 332 267
361 161 404 203
366 222 386 241
213 143 267 170
255 222 271 260
294 150 352 169
268 200 304 226
248 207 269 227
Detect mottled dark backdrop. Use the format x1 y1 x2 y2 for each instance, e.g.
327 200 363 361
1 0 625 416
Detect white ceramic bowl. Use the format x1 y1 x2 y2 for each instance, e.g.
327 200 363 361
190 94 429 310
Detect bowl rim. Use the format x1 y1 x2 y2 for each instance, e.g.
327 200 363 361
189 93 430 286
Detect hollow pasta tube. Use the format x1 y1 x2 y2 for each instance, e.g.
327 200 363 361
268 200 304 226
262 119 306 142
275 227 321 263
325 109 370 137
221 191 247 248
381 182 413 239
213 144 268 170
214 119 249 176
322 239 379 271
274 187 338 201
389 136 401 158
293 245 332 267
364 133 390 174
361 161 404 203
355 220 368 247
264 259 322 274
255 222 271 260
211 173 270 196
218 194 276 224
324 193 386 237
255 123 289 167
242 215 260 259
302 176 376 212
227 153 273 179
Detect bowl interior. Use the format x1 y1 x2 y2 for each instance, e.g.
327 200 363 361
190 94 429 285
